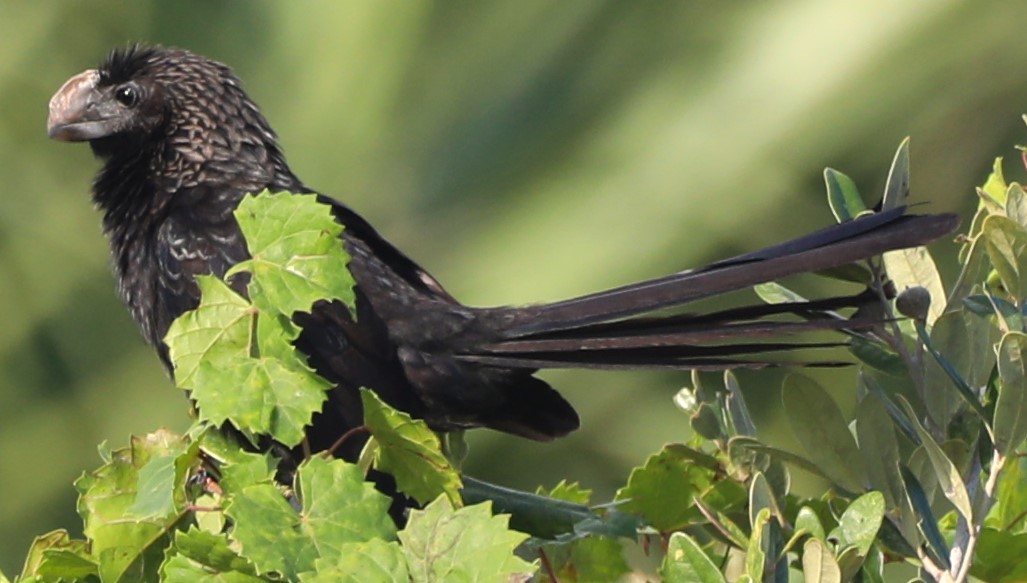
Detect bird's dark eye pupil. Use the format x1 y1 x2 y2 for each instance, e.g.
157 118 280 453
115 85 138 107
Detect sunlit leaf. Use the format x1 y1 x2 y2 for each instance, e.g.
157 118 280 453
228 191 356 316
160 528 262 583
398 497 535 582
802 538 841 583
615 444 714 531
225 457 395 580
661 532 727 583
883 246 946 324
983 215 1027 301
361 390 462 505
882 138 910 211
897 397 973 524
824 168 865 223
837 492 884 556
995 332 1027 456
302 539 409 583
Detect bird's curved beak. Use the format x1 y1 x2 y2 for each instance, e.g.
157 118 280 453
47 69 119 142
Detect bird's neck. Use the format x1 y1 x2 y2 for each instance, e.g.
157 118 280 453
92 133 303 246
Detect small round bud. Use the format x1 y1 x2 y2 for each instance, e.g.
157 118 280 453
895 286 932 320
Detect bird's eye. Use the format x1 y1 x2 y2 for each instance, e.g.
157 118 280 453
114 85 139 107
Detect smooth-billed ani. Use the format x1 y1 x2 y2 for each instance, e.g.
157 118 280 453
46 45 959 461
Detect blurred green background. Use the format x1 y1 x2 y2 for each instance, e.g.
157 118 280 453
0 0 1023 575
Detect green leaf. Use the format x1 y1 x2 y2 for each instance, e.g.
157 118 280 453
218 450 277 494
615 444 714 531
165 275 253 390
225 457 395 579
129 454 179 519
782 374 864 493
901 466 949 569
399 497 535 582
536 479 592 505
972 528 1027 582
882 137 910 211
996 332 1027 456
161 528 263 582
19 530 97 581
361 390 462 506
194 354 330 447
795 507 825 541
754 281 806 304
730 437 833 483
567 536 630 582
848 338 906 376
693 498 749 549
882 245 946 324
947 232 989 307
984 214 1027 301
75 430 193 583
854 396 906 513
922 311 972 430
915 320 989 422
837 492 885 556
897 397 973 524
801 538 841 583
745 507 771 581
748 472 779 528
229 191 356 316
981 157 1008 206
1008 183 1027 228
301 539 409 583
461 476 598 540
824 168 865 223
724 370 757 436
989 454 1027 531
661 532 727 583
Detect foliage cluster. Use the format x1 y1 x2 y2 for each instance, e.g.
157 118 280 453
8 135 1027 582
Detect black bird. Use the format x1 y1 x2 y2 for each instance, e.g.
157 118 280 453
47 46 958 459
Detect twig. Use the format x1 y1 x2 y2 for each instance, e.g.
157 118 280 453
953 450 1006 582
324 425 369 458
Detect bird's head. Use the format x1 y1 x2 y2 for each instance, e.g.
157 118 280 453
47 45 298 206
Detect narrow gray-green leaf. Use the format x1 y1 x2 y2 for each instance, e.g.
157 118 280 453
883 246 946 324
724 370 756 436
782 374 864 493
897 396 973 523
802 538 841 583
824 168 865 223
660 533 727 583
996 332 1027 456
923 312 971 430
983 214 1027 301
1006 183 1027 228
882 137 910 211
855 396 903 512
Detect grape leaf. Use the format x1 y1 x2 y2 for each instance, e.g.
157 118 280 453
160 528 263 583
399 497 535 582
165 275 253 389
302 539 409 583
615 444 714 531
225 457 395 580
361 390 462 506
76 430 194 582
228 191 355 316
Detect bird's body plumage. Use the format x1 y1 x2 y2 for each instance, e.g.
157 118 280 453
48 46 960 458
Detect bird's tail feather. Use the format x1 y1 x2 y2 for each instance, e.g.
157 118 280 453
456 208 959 370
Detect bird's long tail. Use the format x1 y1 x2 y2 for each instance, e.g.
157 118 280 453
459 208 960 370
